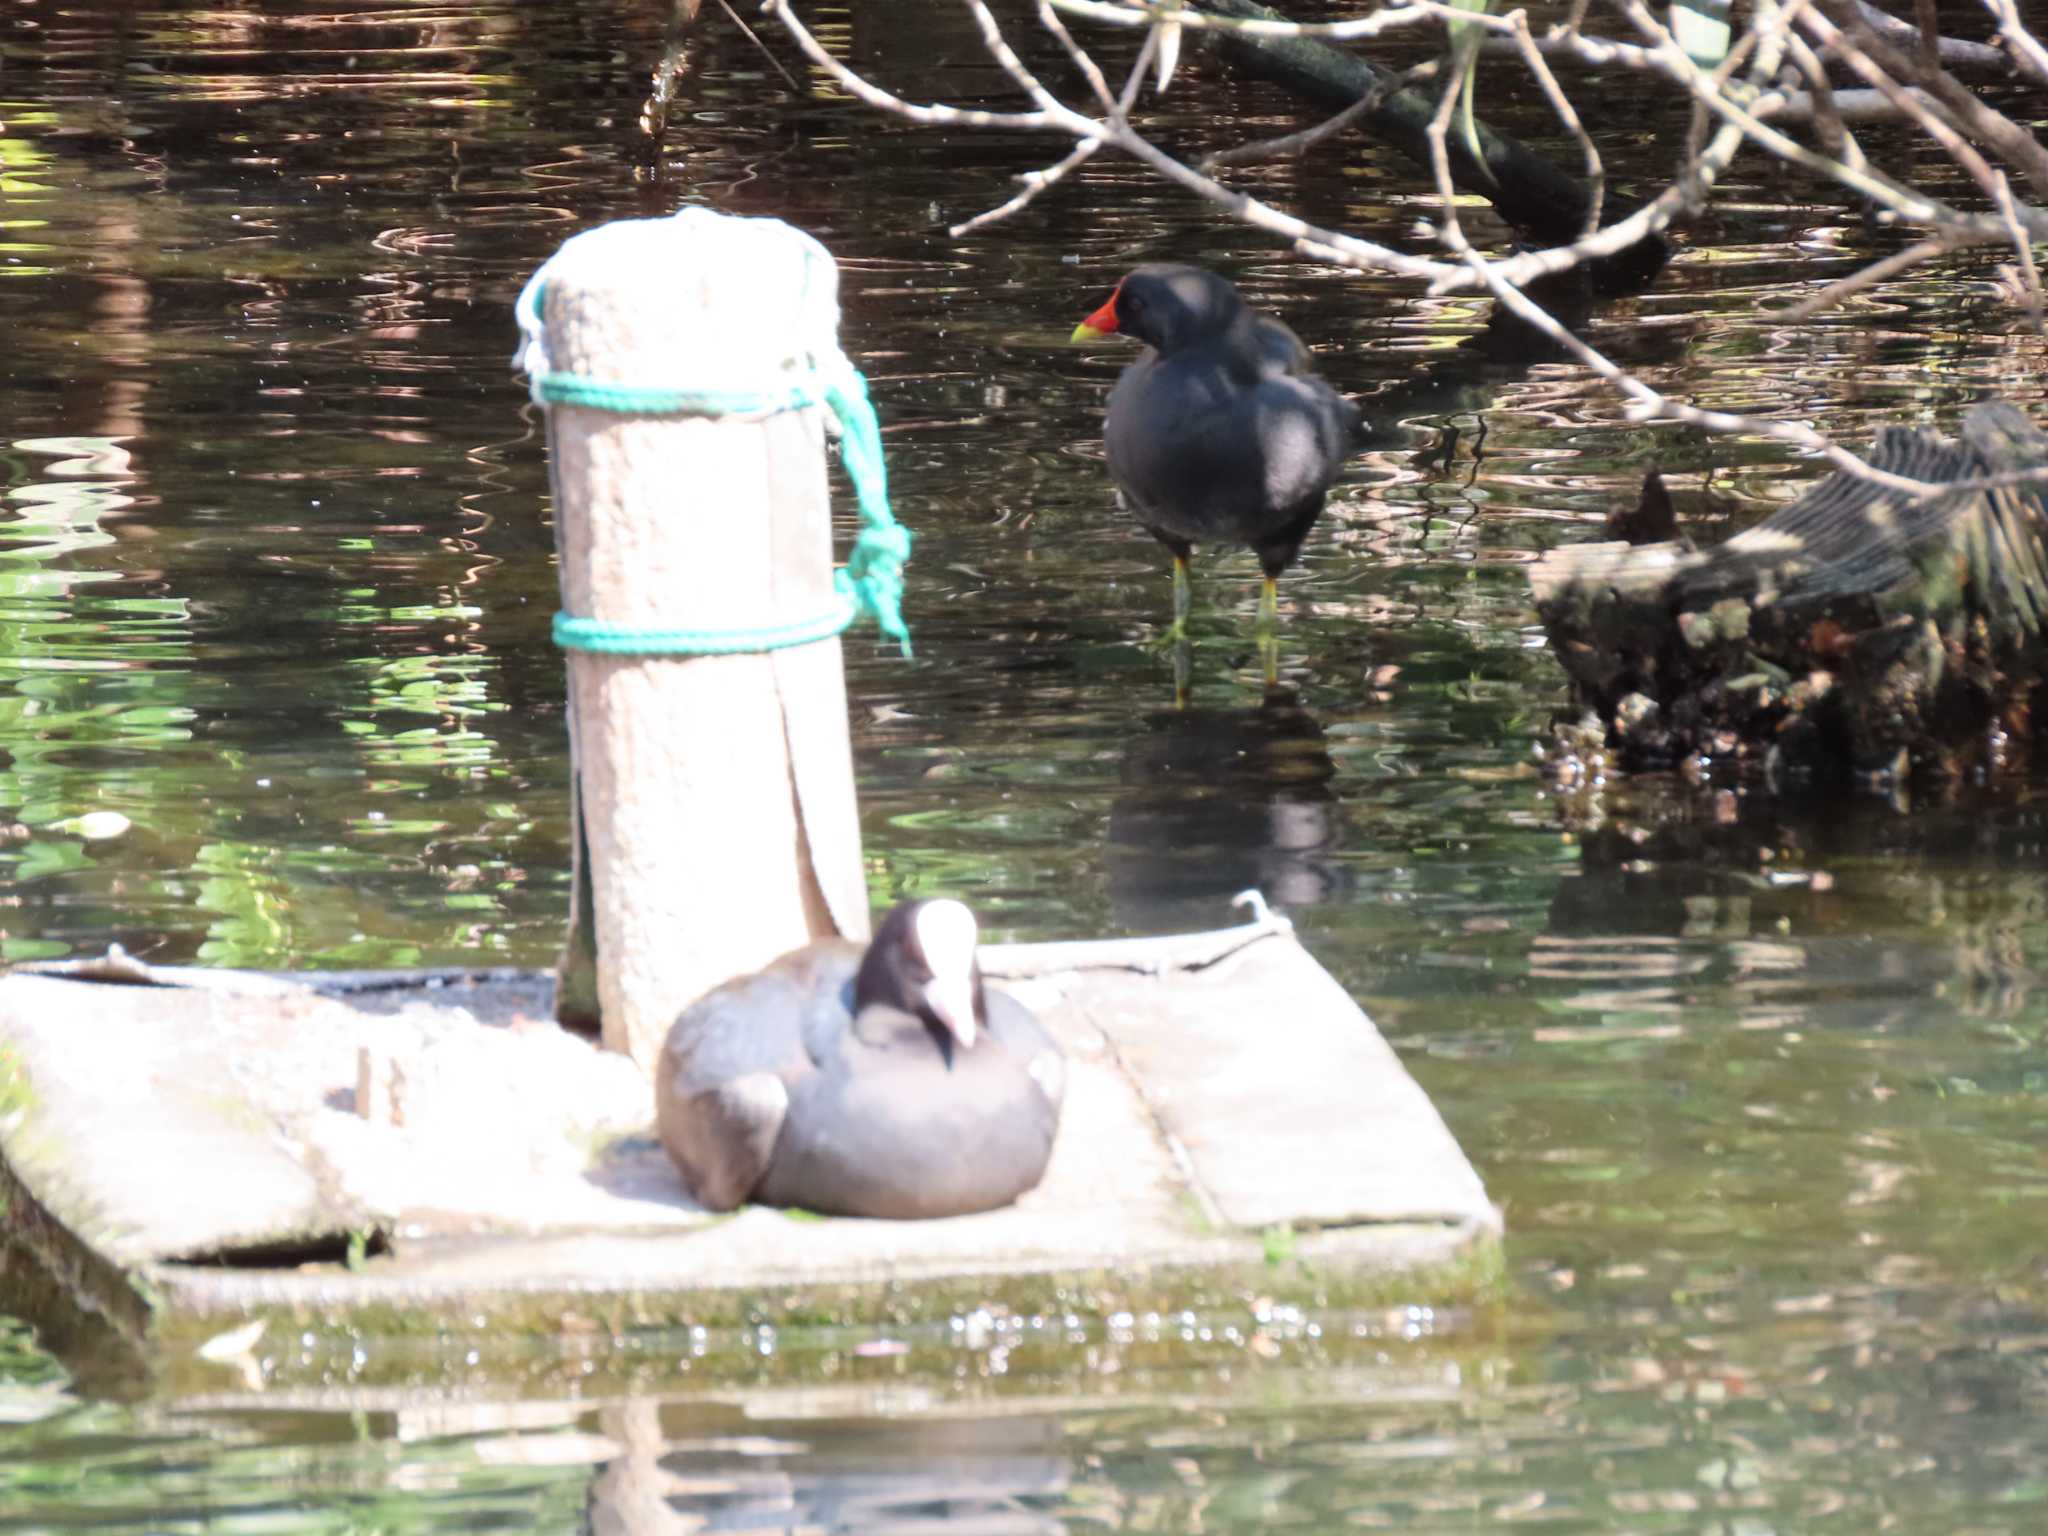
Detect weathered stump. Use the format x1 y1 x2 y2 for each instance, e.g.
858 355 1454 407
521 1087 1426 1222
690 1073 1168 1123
1532 402 2048 779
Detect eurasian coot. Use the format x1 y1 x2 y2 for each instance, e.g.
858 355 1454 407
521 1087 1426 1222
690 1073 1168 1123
1073 264 1364 630
656 899 1065 1219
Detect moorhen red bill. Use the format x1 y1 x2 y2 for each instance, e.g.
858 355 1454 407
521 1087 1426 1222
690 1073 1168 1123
1073 263 1365 631
656 899 1066 1220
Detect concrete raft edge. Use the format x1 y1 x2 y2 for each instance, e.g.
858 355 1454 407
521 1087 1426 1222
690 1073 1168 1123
0 920 1501 1396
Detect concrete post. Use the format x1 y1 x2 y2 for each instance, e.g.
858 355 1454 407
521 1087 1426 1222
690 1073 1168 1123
519 209 872 1071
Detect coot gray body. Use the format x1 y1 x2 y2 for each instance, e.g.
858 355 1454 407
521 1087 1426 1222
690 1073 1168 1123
656 900 1065 1219
1074 264 1364 624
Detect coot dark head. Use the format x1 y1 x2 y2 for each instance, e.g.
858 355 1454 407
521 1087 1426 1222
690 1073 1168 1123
656 899 1065 1219
1073 263 1364 637
853 895 985 1053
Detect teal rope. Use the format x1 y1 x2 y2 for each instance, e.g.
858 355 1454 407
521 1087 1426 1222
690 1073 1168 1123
825 370 911 655
534 376 821 418
553 599 856 657
518 272 913 657
518 279 828 421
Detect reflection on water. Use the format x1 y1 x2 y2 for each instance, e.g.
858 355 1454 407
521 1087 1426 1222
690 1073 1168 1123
1106 686 1344 932
4 0 2048 1530
591 1407 1068 1534
5 1298 2045 1531
1531 787 2048 1061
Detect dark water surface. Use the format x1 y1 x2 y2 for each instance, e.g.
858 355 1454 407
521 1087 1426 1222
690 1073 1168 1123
6 0 2048 1528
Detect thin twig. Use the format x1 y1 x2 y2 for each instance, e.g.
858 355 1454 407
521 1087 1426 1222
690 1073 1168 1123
963 0 1065 113
1804 6 2010 213
764 0 1060 129
1758 84 1943 124
715 0 804 91
951 141 1102 236
1979 0 2048 86
1784 26 1851 162
1818 0 2048 200
1854 0 2011 70
1522 24 1662 71
1037 0 1121 114
1046 0 1476 44
1506 11 1604 239
1618 0 1950 225
1423 14 1477 257
1462 243 1942 493
1772 231 1978 320
1989 169 2047 335
1117 21 1165 115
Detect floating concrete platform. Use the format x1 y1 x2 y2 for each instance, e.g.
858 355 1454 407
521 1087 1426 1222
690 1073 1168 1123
0 909 1499 1398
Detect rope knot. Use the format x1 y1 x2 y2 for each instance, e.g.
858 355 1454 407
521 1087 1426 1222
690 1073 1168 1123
519 260 916 659
840 520 913 655
851 522 913 569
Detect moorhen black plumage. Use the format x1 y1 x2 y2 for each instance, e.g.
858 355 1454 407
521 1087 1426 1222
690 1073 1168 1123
656 899 1065 1219
1073 263 1364 632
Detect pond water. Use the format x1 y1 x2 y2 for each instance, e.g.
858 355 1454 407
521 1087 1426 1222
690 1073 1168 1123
5 0 2048 1528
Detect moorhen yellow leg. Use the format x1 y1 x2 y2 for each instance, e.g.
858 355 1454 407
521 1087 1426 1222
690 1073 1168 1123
1074 264 1364 658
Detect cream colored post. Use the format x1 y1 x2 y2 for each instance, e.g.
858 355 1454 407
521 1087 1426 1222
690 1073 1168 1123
525 210 871 1071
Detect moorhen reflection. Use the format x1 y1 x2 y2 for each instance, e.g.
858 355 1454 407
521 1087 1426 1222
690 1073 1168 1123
1107 687 1346 933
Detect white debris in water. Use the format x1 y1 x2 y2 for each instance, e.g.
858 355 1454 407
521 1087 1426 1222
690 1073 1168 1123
55 811 131 841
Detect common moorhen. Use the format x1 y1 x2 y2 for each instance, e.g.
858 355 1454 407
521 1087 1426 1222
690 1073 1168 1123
656 899 1065 1219
1073 264 1364 631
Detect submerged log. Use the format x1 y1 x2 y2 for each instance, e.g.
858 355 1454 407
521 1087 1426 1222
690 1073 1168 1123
1200 0 1670 292
1531 402 2048 780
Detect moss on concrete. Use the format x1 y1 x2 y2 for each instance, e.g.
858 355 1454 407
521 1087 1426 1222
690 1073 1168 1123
137 1217 1503 1399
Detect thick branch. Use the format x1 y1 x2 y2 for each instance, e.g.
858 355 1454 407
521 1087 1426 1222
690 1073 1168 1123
1818 0 2048 200
1854 0 2012 72
1198 0 1669 288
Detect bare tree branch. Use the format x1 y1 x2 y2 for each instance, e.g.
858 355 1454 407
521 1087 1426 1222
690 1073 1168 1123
1047 0 1459 43
1038 0 1122 114
1853 0 2011 71
1773 229 1980 320
1980 0 2048 85
1506 12 1605 238
1816 0 2048 199
1989 169 2047 335
759 0 2048 499
950 141 1103 237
